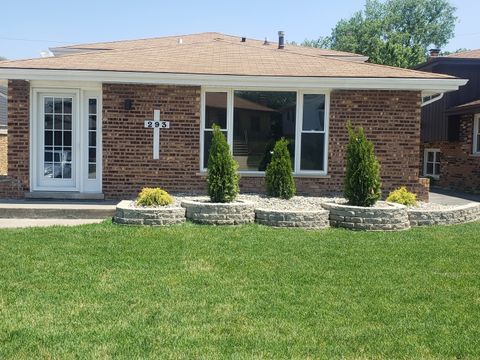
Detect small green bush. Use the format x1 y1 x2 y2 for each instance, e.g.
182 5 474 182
386 186 417 206
207 124 239 203
344 122 382 207
136 187 173 207
265 138 296 199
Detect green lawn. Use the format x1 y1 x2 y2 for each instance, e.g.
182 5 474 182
1 221 480 359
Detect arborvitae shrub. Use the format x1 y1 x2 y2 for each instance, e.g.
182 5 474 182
386 186 417 206
136 187 173 207
265 138 296 199
344 122 382 207
207 124 239 203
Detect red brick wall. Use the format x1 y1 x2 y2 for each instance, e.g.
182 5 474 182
241 90 428 200
3 83 428 201
421 114 480 193
102 84 205 198
0 80 29 198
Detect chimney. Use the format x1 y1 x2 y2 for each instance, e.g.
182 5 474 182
429 48 440 57
241 37 246 42
278 31 285 49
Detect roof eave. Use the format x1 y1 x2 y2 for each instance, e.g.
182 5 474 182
0 68 468 92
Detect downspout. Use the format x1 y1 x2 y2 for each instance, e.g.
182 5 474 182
421 92 444 107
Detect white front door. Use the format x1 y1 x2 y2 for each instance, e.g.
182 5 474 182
37 93 78 190
32 88 102 193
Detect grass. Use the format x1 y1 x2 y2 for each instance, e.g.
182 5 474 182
1 221 480 359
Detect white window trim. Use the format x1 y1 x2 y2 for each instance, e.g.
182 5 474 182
473 114 480 155
423 148 441 179
200 87 330 176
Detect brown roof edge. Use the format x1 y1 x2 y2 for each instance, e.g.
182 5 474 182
446 99 480 115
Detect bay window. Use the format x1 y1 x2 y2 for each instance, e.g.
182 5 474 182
201 89 329 175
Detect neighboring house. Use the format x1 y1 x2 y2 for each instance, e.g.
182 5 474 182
0 83 7 175
0 32 467 200
416 50 480 193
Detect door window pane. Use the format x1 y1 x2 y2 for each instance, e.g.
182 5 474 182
88 99 97 115
64 115 72 130
45 131 53 146
43 97 73 179
302 94 325 131
301 133 325 171
233 91 296 171
89 115 97 130
87 98 98 179
44 98 53 114
45 115 53 129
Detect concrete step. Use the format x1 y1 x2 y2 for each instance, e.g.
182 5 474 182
0 200 116 219
25 191 105 200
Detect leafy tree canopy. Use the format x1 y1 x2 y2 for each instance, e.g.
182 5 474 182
303 0 457 68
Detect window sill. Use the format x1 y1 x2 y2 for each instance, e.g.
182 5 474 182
196 172 331 179
470 153 480 157
424 175 440 180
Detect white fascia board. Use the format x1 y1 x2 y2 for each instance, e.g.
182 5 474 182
0 68 468 92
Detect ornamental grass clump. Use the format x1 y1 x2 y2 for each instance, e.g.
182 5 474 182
265 138 296 199
386 186 417 206
136 187 173 207
344 122 382 207
207 124 239 203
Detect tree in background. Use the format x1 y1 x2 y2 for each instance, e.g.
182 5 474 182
440 48 469 56
0 56 6 61
303 0 457 68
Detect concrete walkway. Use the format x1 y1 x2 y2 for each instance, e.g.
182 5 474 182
0 199 117 219
429 189 480 206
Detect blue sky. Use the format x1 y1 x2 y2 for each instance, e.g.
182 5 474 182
1 0 479 60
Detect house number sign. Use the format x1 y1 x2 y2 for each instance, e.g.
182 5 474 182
144 110 170 159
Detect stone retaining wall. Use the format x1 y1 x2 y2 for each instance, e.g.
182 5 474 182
113 200 186 225
408 202 480 226
255 209 329 228
181 200 255 225
322 202 410 231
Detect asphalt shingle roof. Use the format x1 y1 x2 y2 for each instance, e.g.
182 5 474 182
0 32 453 79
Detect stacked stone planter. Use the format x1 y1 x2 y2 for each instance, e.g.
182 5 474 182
113 200 186 226
408 202 480 226
255 208 329 228
322 201 410 231
181 199 255 225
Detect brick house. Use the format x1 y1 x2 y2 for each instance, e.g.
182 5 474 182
416 50 480 194
0 32 467 200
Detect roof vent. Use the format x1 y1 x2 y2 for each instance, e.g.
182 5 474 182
241 37 246 42
177 38 183 45
429 48 440 57
278 31 285 49
263 37 269 45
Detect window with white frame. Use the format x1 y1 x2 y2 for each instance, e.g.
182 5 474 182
201 89 329 174
87 98 98 179
474 114 480 155
424 149 441 178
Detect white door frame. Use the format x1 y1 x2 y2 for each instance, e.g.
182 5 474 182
30 84 102 193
